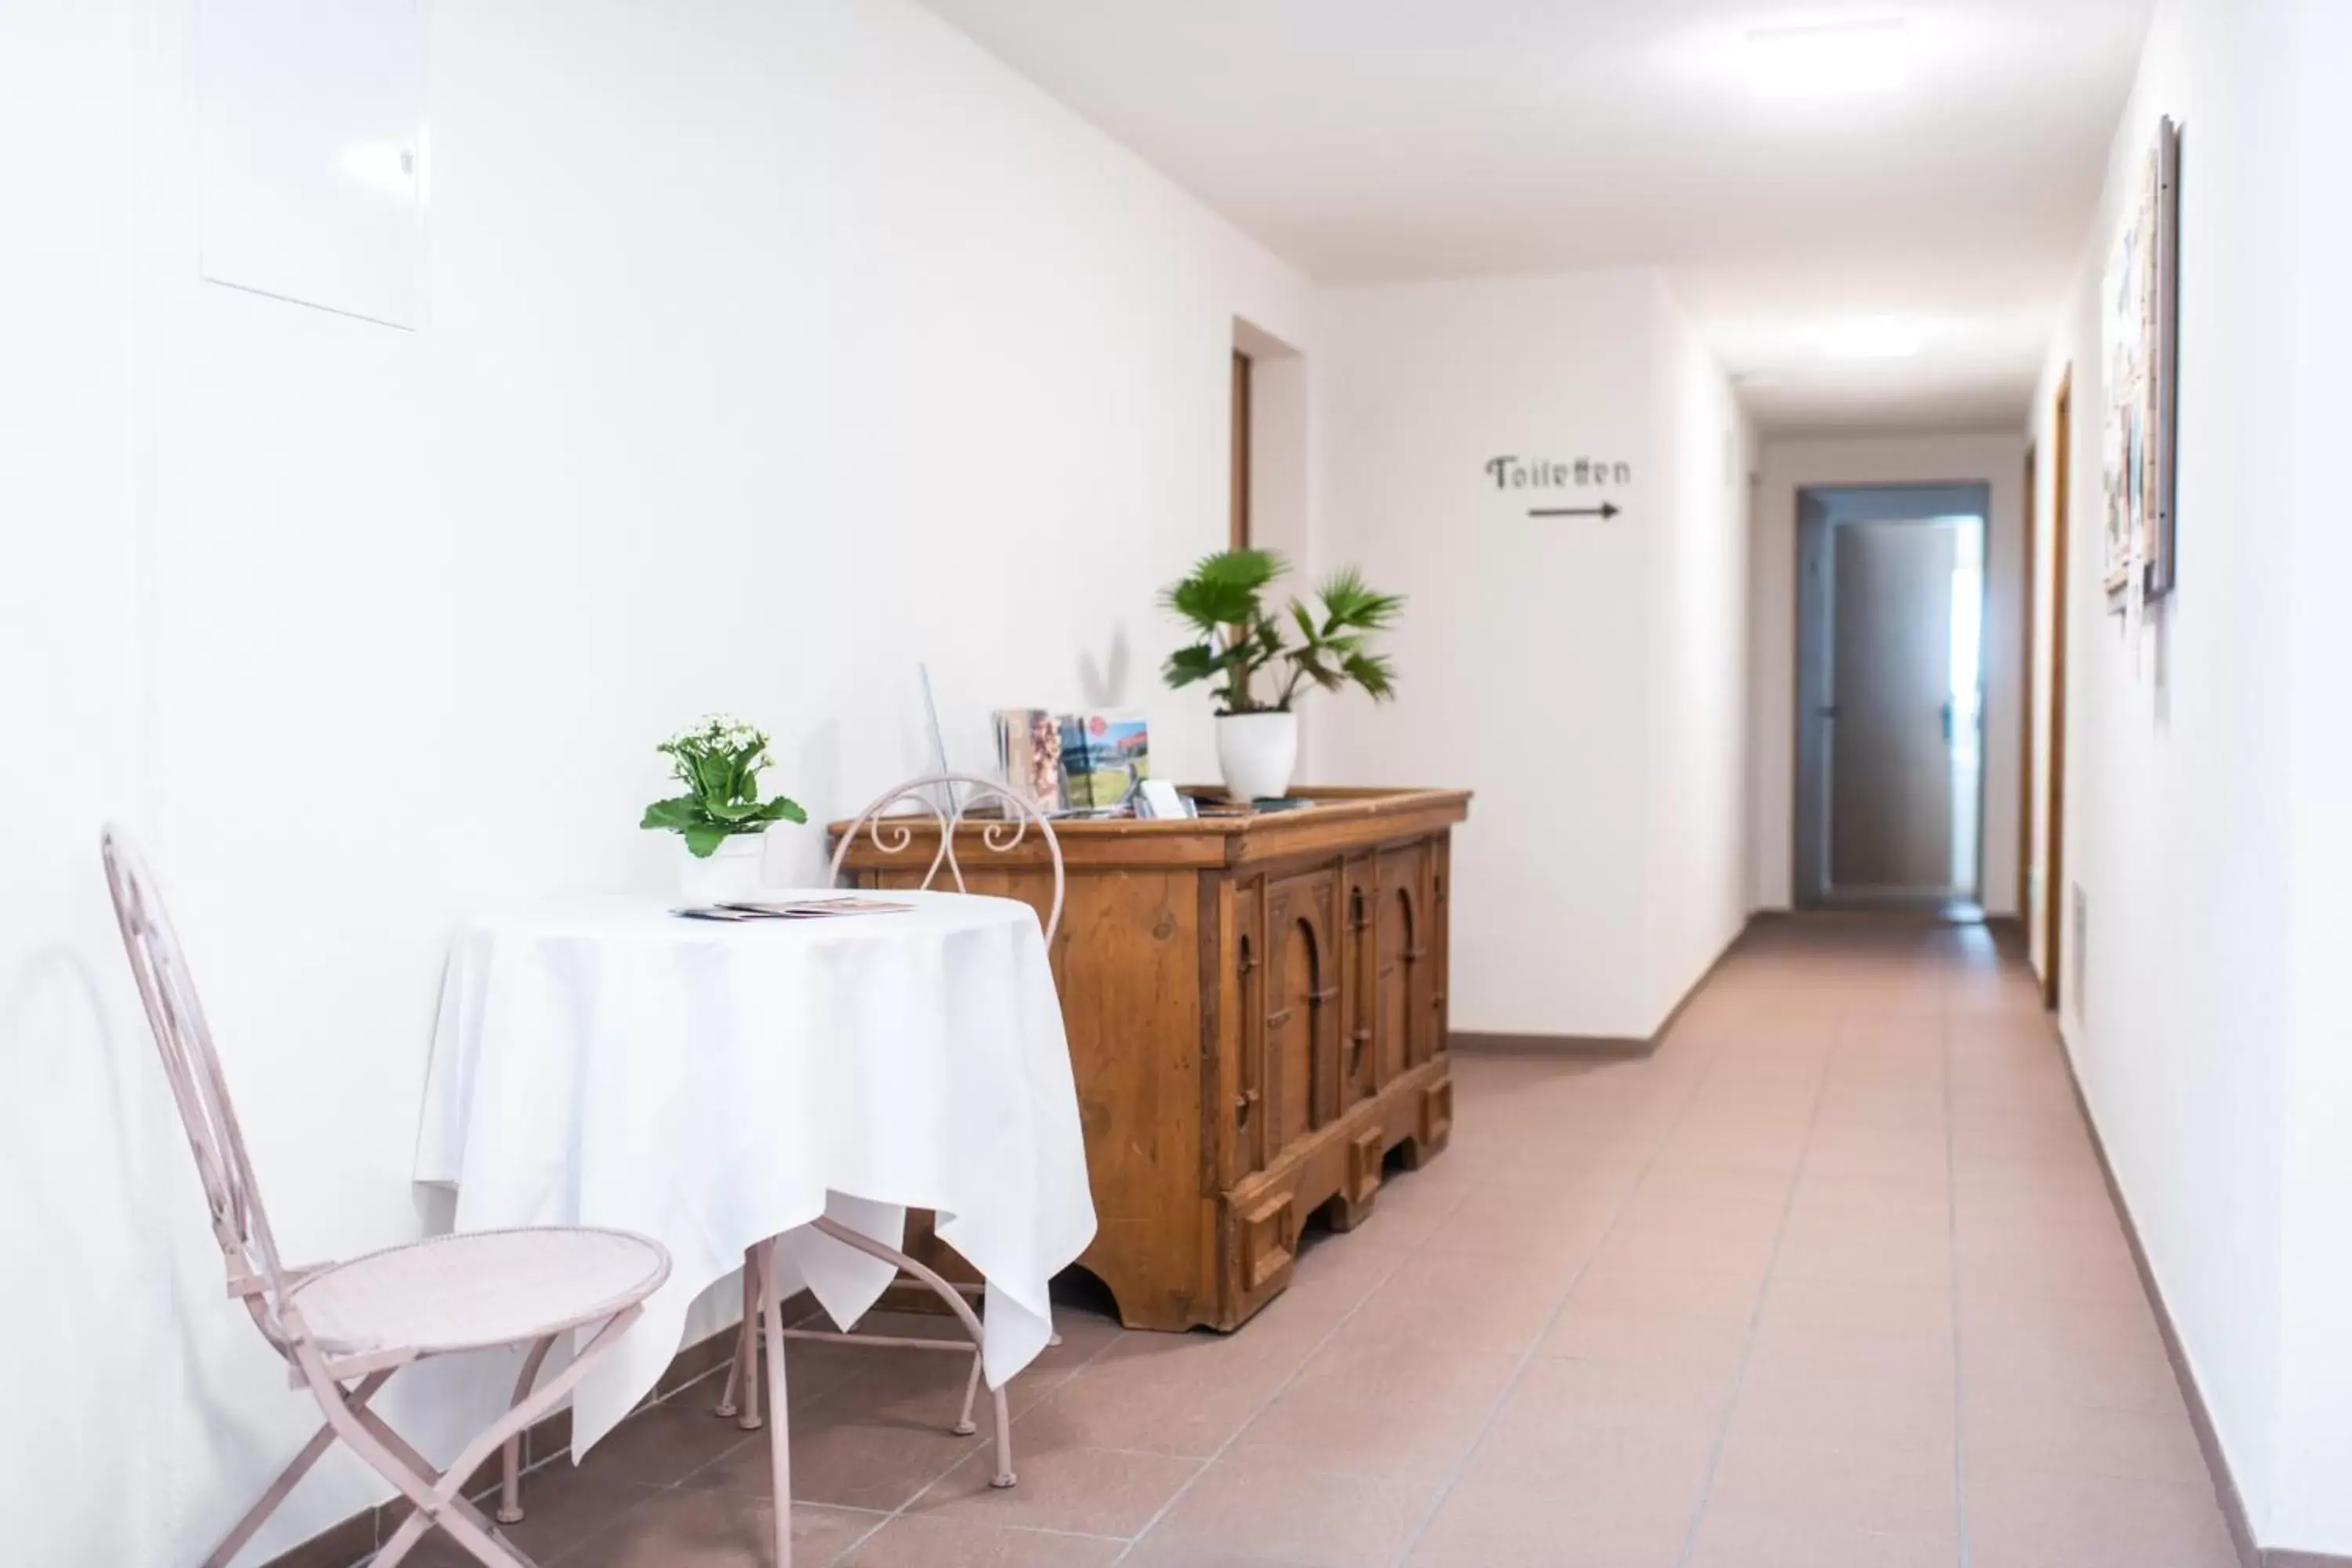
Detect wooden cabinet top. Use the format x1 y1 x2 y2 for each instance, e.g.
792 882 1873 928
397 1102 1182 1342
830 786 1472 870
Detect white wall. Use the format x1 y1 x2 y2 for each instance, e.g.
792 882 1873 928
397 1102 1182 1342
1748 433 2027 915
2028 0 2349 1552
0 0 1316 1559
2271 0 2352 1546
1316 272 1748 1040
0 2 180 1560
1646 301 1756 1029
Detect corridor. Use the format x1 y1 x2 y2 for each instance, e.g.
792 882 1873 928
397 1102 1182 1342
397 920 2231 1568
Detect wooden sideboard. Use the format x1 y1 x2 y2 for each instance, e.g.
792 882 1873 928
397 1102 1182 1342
834 786 1470 1331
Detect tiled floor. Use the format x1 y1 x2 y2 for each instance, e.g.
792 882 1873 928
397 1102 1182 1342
430 920 2237 1567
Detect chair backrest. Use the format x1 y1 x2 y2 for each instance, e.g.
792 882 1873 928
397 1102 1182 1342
100 827 294 1338
829 773 1066 942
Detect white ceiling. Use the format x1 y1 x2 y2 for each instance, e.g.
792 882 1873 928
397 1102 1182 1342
914 0 2152 437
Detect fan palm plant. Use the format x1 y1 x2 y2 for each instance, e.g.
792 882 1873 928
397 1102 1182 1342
1160 549 1403 714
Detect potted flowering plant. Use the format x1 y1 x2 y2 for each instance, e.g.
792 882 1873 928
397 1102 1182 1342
641 714 807 899
1160 549 1403 800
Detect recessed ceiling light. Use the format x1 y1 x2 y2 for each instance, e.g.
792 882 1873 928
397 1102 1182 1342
1747 18 1911 100
1817 316 1930 359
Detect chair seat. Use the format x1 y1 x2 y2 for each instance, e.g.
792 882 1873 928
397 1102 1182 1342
289 1226 670 1357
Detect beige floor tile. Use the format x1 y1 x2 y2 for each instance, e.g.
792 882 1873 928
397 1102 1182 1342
1288 1327 1526 1406
1745 1316 1955 1389
1403 1472 1692 1567
1118 1540 1327 1568
834 1515 1123 1566
1231 1385 1492 1482
1629 1165 1798 1207
1014 1349 1285 1457
1537 1297 1752 1373
1570 1255 1769 1324
1725 1361 1958 1469
1965 1468 2238 1567
1685 1518 1960 1567
1964 1385 2209 1486
1499 1351 1740 1434
1771 1225 1955 1290
1703 1428 1960 1538
906 1443 1203 1537
1587 1221 1780 1279
551 1490 873 1568
1334 1268 1568 1354
1755 1275 1953 1335
682 1388 978 1512
1458 1417 1720 1511
1144 1452 1441 1566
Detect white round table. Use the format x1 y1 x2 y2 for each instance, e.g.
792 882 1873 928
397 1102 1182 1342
412 889 1095 1457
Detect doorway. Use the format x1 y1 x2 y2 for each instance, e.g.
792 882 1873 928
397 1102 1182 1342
1795 483 1993 911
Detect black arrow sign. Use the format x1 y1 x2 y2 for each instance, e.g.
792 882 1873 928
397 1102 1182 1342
1529 502 1621 520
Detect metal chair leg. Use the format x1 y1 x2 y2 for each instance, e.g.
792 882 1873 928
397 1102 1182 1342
200 1372 394 1568
717 1248 761 1425
988 1382 1015 1490
497 1335 557 1524
808 1218 1014 1486
955 1350 983 1437
310 1308 640 1568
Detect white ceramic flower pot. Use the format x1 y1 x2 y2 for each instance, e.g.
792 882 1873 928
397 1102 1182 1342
676 830 768 904
1215 710 1299 803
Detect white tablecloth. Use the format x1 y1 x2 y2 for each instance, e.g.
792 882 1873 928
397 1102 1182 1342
412 890 1095 1455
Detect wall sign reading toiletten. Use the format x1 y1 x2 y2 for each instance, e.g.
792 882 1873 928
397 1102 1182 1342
1484 454 1631 519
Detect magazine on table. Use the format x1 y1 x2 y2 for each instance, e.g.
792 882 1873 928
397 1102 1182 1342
1057 710 1149 811
992 707 1067 811
992 707 1150 815
672 897 915 921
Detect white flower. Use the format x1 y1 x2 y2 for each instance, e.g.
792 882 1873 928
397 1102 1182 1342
662 713 769 757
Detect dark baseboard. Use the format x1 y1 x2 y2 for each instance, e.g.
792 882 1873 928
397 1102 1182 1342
262 1297 800 1568
1450 1030 1650 1058
1450 918 1752 1064
2053 1040 2352 1568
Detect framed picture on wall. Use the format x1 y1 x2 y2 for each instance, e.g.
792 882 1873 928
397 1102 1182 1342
2102 115 2182 608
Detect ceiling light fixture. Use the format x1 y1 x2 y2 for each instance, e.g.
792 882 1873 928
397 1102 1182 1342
1817 316 1930 359
1746 18 1911 100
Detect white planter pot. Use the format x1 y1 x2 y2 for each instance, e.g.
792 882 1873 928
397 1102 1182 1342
675 830 768 904
1215 710 1299 802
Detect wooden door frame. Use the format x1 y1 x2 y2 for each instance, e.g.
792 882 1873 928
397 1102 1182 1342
2042 371 2073 1011
2017 442 2037 935
1230 350 1253 551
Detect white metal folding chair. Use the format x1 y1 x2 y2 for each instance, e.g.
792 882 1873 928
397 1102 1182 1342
713 773 1065 1502
100 828 671 1568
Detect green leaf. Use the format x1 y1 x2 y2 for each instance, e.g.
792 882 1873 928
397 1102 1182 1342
641 797 706 832
1163 643 1223 688
1158 549 1285 629
681 823 731 858
758 795 808 825
1341 650 1399 701
1316 568 1404 634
